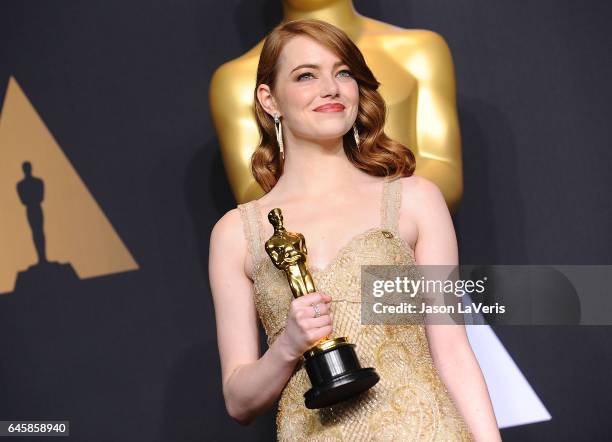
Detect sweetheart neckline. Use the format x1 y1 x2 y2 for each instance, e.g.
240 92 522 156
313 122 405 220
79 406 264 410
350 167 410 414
254 227 416 279
248 177 414 277
251 199 385 275
307 227 415 275
307 226 384 274
250 214 415 278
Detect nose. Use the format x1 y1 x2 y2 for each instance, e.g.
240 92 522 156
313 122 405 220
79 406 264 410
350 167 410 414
320 73 340 98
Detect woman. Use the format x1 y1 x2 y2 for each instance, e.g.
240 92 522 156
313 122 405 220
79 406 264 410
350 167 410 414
209 19 501 441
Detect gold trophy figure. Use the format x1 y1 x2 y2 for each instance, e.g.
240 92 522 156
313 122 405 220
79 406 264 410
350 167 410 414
265 208 379 409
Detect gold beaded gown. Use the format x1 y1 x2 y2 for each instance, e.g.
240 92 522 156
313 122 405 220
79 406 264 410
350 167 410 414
237 177 473 441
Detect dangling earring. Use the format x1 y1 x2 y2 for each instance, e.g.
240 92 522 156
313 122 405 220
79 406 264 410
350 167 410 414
353 123 360 152
274 113 284 161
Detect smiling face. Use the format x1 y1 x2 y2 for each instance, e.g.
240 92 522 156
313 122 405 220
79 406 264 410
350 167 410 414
258 35 359 144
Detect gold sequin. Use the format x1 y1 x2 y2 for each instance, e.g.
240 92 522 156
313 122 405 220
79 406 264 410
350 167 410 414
237 177 474 441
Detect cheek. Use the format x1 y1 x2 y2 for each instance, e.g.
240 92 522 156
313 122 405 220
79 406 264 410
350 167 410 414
342 82 360 119
344 82 359 105
279 86 317 115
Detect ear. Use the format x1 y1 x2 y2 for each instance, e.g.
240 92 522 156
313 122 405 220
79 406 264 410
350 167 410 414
256 84 280 117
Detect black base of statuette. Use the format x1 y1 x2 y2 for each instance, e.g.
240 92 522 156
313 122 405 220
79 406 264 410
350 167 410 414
303 343 380 409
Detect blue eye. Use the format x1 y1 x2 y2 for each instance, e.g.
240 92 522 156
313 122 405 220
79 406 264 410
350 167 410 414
297 72 314 81
296 69 352 81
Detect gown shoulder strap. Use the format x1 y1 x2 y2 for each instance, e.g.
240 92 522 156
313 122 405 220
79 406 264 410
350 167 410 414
380 176 403 233
237 201 265 271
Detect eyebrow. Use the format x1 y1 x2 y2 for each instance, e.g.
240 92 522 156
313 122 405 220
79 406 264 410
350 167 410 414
290 60 347 73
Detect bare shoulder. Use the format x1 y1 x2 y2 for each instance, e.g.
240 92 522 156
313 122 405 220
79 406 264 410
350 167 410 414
211 207 241 237
399 175 444 199
398 175 449 220
209 207 247 266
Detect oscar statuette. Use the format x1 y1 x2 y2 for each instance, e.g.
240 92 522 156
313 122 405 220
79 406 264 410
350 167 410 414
264 208 380 409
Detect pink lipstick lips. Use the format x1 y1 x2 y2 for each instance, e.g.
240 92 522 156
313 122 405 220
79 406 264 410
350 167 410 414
314 103 345 112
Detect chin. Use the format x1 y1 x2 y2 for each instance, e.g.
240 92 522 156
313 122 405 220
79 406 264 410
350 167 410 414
308 130 349 142
309 123 351 138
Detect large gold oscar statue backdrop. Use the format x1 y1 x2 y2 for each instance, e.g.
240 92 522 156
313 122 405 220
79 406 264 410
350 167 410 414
209 0 463 212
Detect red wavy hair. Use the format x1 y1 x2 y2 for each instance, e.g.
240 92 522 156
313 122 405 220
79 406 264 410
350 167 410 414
252 18 416 192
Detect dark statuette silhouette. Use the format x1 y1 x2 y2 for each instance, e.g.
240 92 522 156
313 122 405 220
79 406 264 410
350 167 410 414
11 161 78 295
16 161 47 264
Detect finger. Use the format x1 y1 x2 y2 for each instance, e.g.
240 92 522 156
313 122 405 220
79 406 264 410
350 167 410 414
295 292 326 307
295 303 329 322
315 292 332 304
302 302 330 318
312 292 331 304
300 315 332 331
310 325 333 342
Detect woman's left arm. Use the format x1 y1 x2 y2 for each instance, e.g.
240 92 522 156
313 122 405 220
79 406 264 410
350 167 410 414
406 176 501 442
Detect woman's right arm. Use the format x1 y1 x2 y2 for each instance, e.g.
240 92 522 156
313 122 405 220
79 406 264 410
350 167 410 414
208 209 332 425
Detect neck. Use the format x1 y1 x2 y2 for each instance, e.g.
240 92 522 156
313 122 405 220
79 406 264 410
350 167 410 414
274 134 369 200
282 0 362 41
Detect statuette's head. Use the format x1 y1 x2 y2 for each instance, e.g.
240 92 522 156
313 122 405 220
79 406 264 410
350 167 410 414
268 208 284 229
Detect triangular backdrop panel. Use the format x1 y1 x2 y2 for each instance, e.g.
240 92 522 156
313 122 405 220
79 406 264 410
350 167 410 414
0 76 138 294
